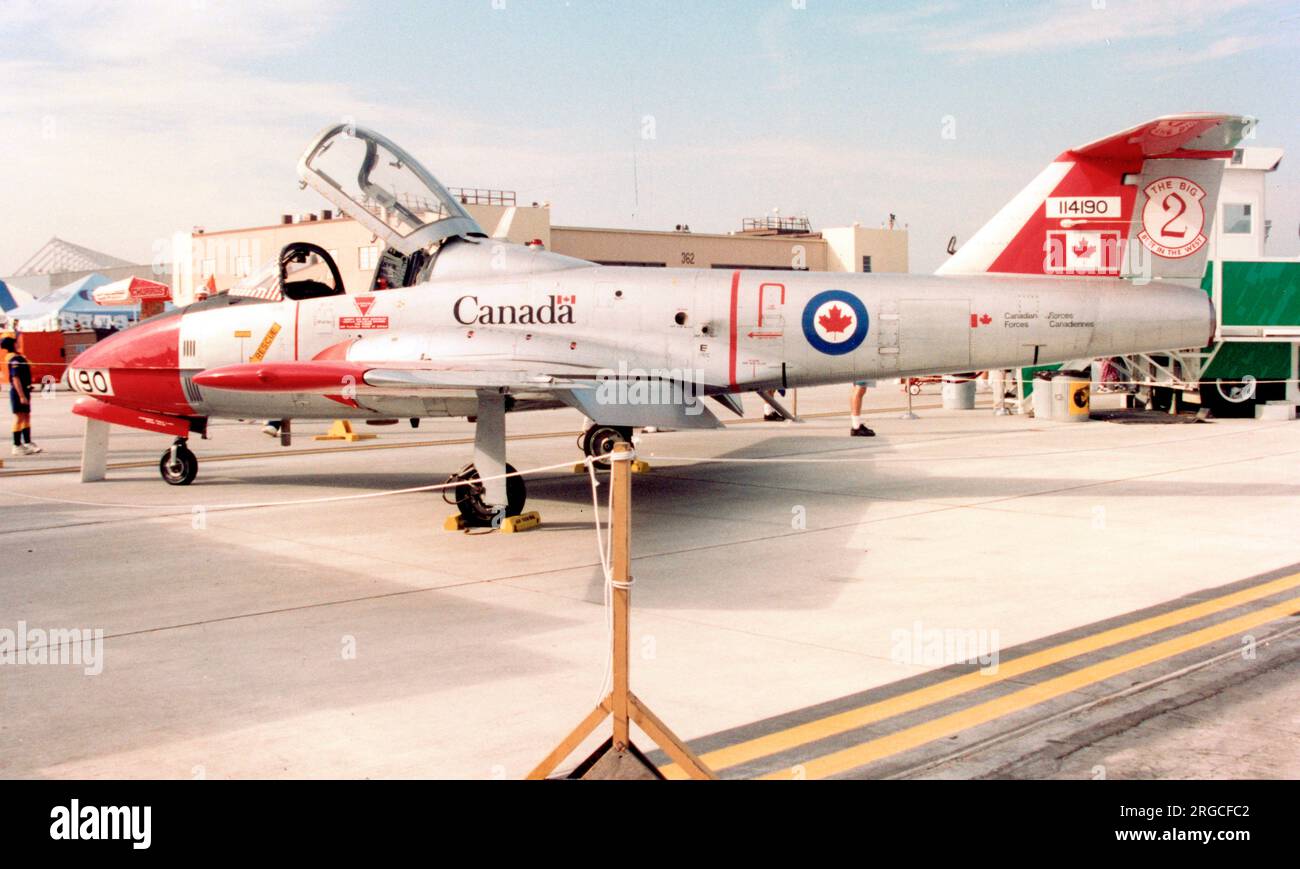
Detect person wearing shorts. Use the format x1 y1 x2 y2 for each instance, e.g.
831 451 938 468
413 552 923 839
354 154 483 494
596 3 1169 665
850 380 877 437
3 336 41 456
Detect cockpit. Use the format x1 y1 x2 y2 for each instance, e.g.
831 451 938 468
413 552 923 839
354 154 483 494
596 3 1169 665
228 242 347 302
297 124 487 292
226 124 581 305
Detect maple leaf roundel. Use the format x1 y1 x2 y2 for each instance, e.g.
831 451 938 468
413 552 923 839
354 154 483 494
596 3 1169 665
802 289 869 356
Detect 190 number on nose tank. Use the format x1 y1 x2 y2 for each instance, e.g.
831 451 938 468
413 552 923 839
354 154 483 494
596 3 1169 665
69 368 115 396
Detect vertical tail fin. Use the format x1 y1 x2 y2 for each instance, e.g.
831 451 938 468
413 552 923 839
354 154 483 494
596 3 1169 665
937 114 1254 281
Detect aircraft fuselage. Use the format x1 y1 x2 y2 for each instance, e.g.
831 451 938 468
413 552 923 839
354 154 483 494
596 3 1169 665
70 263 1213 424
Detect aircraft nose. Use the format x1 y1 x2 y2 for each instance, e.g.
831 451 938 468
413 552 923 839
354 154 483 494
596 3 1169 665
69 312 193 414
76 311 179 369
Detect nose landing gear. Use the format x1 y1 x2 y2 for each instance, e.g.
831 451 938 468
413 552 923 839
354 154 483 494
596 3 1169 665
580 425 633 471
159 438 199 486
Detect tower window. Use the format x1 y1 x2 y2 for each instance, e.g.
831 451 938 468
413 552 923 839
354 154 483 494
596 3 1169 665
1223 203 1252 235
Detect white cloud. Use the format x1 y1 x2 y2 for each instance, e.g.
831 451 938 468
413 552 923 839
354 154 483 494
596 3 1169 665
853 2 961 36
27 0 337 62
0 1 370 271
1130 32 1282 68
925 0 1268 56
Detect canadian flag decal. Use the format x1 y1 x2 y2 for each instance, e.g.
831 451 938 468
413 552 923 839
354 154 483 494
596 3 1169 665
1045 231 1121 275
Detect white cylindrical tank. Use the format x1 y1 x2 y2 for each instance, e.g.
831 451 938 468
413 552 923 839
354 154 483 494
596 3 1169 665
941 375 977 409
1051 372 1091 422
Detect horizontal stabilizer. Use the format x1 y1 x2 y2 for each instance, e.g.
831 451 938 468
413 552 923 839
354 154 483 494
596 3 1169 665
1067 114 1252 161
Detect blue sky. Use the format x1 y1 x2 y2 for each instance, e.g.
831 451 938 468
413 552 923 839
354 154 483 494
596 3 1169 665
1 0 1296 274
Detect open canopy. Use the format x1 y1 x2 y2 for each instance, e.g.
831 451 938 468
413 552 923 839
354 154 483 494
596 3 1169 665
297 124 484 257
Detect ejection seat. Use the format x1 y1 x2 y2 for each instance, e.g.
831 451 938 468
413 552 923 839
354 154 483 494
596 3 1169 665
278 242 345 301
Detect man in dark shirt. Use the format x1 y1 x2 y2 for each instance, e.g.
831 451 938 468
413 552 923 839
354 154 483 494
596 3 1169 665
3 336 41 455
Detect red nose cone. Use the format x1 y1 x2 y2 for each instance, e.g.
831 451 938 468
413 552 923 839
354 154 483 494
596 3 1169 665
69 314 193 415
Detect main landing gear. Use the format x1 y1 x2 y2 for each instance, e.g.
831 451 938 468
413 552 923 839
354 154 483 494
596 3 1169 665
443 462 526 526
159 437 198 486
443 390 529 528
580 424 633 472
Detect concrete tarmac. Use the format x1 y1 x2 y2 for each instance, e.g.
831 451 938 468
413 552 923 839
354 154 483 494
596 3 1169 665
2 383 1298 779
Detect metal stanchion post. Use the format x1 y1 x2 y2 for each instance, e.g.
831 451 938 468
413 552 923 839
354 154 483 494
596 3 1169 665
900 379 919 420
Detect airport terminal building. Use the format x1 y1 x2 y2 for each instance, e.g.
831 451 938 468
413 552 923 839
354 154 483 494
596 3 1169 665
184 196 909 305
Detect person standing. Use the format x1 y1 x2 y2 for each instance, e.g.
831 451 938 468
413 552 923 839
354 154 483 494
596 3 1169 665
988 369 1008 415
849 380 877 437
3 336 41 455
988 369 1018 415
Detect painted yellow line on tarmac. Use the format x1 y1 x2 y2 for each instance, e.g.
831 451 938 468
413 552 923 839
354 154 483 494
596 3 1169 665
760 594 1300 779
662 571 1300 779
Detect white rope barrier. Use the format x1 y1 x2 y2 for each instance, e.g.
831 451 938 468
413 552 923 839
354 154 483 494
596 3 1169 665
6 456 594 514
584 456 616 704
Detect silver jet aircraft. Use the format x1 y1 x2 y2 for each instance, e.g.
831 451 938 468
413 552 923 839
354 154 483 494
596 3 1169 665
68 114 1247 524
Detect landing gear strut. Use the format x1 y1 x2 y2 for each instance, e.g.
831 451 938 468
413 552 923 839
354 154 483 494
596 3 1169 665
581 424 633 471
443 389 527 528
159 438 198 486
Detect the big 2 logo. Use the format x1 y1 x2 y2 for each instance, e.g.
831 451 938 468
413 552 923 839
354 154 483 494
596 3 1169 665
1138 176 1208 259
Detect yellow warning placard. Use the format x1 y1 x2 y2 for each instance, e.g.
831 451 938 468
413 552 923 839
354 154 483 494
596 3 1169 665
249 323 282 362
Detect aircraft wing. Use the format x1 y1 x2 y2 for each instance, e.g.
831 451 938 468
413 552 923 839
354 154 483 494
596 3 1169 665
193 359 579 393
192 358 724 429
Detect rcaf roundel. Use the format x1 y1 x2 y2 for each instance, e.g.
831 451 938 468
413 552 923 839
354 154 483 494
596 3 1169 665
802 289 869 356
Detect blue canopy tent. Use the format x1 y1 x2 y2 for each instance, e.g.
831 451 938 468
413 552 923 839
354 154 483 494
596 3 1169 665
7 274 137 332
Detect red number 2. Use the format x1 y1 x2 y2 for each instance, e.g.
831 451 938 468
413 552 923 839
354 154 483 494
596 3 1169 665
1160 192 1187 239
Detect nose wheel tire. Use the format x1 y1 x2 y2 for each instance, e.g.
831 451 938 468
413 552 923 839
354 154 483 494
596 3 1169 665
444 463 526 527
581 425 633 471
159 441 199 486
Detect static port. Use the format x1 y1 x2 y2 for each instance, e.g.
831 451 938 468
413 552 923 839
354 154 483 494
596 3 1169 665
674 311 688 326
